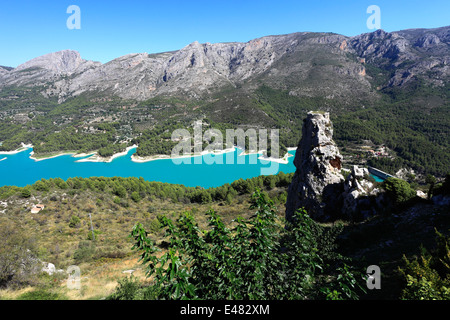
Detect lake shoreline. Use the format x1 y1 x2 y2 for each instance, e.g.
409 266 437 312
75 145 138 163
0 143 33 155
131 146 295 164
131 146 238 163
30 151 96 161
0 142 297 165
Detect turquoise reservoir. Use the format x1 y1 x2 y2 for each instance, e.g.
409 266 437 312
0 147 296 188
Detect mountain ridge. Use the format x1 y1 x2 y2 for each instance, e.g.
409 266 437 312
1 26 448 103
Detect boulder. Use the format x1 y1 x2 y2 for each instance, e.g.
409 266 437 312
42 262 56 275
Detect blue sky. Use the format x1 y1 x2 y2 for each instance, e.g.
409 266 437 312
0 0 448 67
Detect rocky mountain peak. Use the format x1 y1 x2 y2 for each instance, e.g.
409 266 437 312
15 50 84 74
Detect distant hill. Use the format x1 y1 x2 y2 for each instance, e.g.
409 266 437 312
0 66 13 71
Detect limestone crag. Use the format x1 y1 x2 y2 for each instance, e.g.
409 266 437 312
285 112 386 222
285 111 344 222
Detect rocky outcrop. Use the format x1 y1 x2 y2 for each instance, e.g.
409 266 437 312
285 111 345 222
285 112 385 222
351 27 449 88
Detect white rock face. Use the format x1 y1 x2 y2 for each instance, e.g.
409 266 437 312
340 165 383 219
15 50 84 74
1 27 447 103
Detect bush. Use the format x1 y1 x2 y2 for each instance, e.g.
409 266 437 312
21 188 31 198
113 185 127 198
87 230 100 241
17 288 68 300
107 276 141 300
33 180 49 192
107 276 159 300
69 215 81 228
131 191 141 203
382 177 416 206
399 230 450 300
73 241 96 263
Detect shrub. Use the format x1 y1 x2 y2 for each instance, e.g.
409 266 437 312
69 215 81 228
399 230 450 300
107 276 160 300
87 230 101 241
114 185 127 198
21 188 31 198
107 276 141 300
17 288 68 300
0 217 40 288
33 180 49 192
73 241 96 263
131 191 141 203
382 177 416 206
54 178 68 189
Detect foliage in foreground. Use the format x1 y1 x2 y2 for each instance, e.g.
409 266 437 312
399 230 450 300
117 190 365 300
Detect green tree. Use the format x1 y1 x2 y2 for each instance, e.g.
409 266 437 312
425 174 436 200
382 177 416 206
131 191 141 203
69 215 81 228
113 184 127 198
399 231 450 300
21 188 31 198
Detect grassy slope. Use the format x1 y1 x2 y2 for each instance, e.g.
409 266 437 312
0 177 288 300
